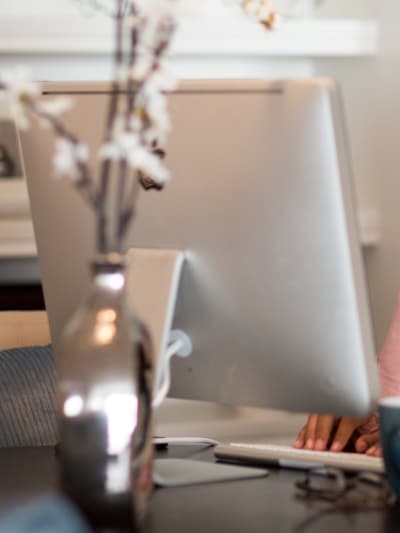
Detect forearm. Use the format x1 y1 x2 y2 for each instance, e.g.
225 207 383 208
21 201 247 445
378 292 400 397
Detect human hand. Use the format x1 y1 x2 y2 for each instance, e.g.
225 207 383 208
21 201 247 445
294 413 381 456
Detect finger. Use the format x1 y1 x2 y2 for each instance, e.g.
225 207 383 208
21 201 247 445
294 415 316 448
294 425 307 448
366 443 382 457
330 418 362 452
314 416 336 451
355 431 380 454
294 415 319 449
303 414 319 449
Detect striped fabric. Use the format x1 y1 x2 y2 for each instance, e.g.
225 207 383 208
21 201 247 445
0 345 57 447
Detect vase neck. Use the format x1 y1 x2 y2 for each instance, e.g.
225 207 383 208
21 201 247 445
96 210 126 255
88 253 127 308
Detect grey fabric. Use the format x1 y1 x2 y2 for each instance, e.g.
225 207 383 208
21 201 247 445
0 345 57 447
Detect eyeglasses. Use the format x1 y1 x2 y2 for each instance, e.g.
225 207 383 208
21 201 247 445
294 467 396 531
295 467 396 511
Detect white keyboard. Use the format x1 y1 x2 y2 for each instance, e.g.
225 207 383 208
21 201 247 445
214 442 385 474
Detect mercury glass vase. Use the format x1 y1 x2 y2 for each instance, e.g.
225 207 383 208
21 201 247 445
56 253 154 529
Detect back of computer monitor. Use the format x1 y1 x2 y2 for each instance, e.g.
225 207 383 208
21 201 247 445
21 79 379 417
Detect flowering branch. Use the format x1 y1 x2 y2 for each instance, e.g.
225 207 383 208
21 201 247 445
240 0 280 28
26 99 98 206
0 1 178 254
0 0 277 254
74 0 131 18
0 68 97 211
96 0 126 252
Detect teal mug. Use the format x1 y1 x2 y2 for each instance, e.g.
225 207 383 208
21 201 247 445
379 397 400 496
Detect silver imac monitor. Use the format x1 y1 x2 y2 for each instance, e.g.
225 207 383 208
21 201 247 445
20 79 379 417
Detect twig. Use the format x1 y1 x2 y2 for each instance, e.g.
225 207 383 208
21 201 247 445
97 0 125 253
24 98 98 210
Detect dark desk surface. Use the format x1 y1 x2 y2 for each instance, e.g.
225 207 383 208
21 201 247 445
0 446 399 533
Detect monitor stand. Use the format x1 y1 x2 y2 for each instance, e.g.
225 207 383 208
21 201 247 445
125 247 187 400
125 248 269 485
153 457 268 487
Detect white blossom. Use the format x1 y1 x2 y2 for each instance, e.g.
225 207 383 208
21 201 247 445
99 115 169 186
130 55 153 83
100 131 138 161
138 65 177 144
132 0 177 65
134 0 177 20
53 138 89 182
38 97 73 117
130 145 169 184
0 67 41 129
143 87 170 140
151 63 178 92
99 115 137 159
242 0 260 17
241 0 279 27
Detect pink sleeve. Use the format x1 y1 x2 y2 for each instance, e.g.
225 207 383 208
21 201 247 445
378 293 400 398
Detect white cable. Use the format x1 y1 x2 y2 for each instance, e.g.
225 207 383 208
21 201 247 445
153 329 193 408
153 338 182 408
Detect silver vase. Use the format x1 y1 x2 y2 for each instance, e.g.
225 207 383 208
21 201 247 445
56 253 153 529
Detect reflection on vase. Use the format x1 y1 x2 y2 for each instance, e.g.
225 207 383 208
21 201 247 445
56 253 153 529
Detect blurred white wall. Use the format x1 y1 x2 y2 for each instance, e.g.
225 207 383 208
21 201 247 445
310 2 400 349
362 2 400 349
0 0 378 17
0 0 77 14
313 0 377 19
